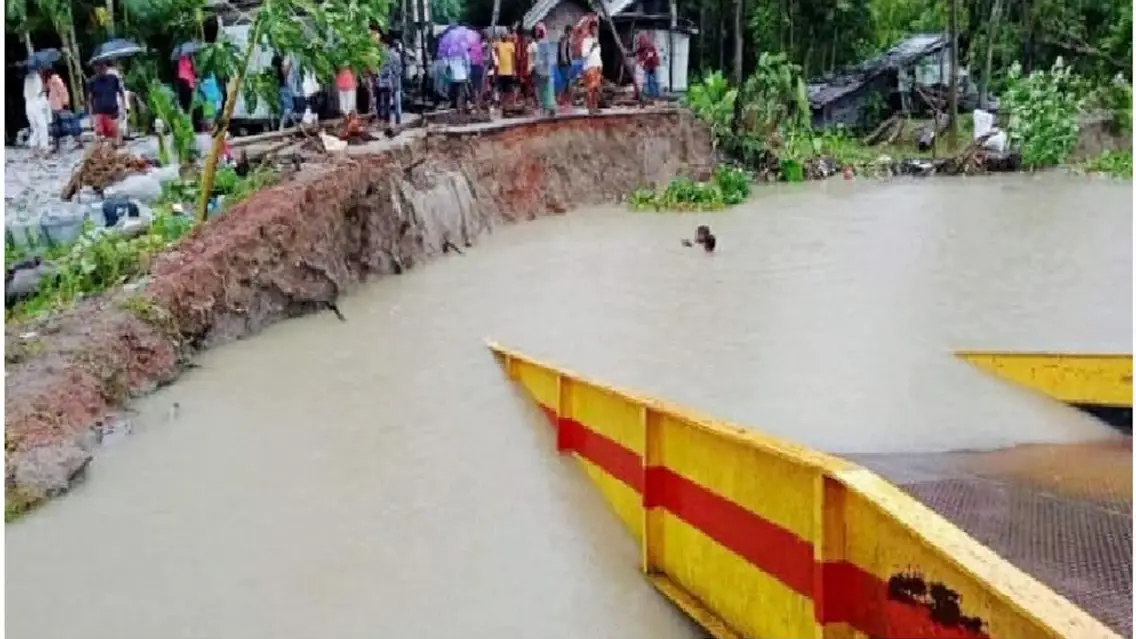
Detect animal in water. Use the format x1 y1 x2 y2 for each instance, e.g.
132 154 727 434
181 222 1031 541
681 225 717 253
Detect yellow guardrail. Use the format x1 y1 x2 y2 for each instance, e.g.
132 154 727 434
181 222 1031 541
488 341 1120 639
955 351 1132 408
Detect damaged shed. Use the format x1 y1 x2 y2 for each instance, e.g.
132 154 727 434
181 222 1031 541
807 34 977 129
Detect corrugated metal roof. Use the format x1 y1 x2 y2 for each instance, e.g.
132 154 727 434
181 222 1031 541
523 0 637 30
808 33 947 107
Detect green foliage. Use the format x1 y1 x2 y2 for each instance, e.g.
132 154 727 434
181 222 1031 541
740 53 812 137
7 216 186 319
1002 58 1083 167
1079 149 1133 177
712 165 752 205
430 0 466 23
147 80 197 164
629 166 751 212
1082 74 1133 133
685 71 738 148
687 57 823 179
8 166 279 320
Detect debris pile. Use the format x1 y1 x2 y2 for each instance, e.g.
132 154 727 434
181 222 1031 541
60 142 154 201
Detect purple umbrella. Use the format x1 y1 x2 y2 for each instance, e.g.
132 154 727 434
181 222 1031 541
437 26 480 59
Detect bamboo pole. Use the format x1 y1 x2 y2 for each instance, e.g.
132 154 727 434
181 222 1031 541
195 15 265 224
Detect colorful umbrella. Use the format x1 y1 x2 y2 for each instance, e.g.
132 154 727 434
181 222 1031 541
436 25 480 59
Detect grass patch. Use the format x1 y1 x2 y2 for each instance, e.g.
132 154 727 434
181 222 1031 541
1077 149 1133 178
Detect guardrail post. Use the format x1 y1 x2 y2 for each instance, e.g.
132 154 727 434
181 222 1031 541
555 375 575 453
641 406 663 575
813 474 850 639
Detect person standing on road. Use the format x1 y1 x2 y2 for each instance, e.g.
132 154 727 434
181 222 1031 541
556 24 574 107
515 23 531 105
44 68 81 151
87 61 126 146
634 32 661 100
273 55 295 130
469 30 486 109
494 30 517 110
531 23 556 117
443 43 471 110
336 66 358 116
580 19 603 114
375 38 403 124
23 66 51 156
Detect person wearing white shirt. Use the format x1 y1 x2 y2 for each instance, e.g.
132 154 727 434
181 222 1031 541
580 19 603 113
23 70 51 156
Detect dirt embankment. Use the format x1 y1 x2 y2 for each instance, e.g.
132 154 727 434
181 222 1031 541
4 110 715 517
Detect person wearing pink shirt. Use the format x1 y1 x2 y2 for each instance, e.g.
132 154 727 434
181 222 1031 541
336 67 357 116
469 33 485 107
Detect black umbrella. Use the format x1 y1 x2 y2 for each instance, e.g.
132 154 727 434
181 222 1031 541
170 40 205 60
90 38 147 65
22 48 60 70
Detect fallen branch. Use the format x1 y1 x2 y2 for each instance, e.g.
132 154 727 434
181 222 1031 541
862 114 902 146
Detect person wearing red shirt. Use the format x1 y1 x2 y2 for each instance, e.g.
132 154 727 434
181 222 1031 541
635 32 661 99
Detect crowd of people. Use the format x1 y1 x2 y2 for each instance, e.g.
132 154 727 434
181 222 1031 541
435 15 664 116
17 17 664 156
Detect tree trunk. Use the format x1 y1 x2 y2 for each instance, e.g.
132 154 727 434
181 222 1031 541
697 1 705 76
105 0 115 36
53 16 85 111
947 0 959 149
732 0 743 84
24 33 34 56
717 0 725 69
979 0 1003 107
668 0 677 92
590 0 641 100
490 0 500 32
1020 0 1034 73
830 25 838 73
196 15 265 224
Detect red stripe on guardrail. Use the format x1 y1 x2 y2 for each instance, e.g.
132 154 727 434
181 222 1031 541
535 405 989 639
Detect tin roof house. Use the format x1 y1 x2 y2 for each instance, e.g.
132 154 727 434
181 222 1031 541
807 34 977 129
521 0 697 91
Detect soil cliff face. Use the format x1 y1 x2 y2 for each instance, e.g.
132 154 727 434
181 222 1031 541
4 111 715 515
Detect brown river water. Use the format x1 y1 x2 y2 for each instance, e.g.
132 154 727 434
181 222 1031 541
6 173 1132 638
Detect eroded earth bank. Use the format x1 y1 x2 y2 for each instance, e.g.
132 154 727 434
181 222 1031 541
5 111 715 515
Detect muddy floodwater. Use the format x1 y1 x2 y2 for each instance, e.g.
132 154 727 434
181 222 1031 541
7 173 1132 638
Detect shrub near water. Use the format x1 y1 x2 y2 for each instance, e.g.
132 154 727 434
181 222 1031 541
630 165 752 211
1002 59 1083 168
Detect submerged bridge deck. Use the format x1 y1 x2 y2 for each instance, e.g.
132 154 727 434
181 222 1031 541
850 441 1132 637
